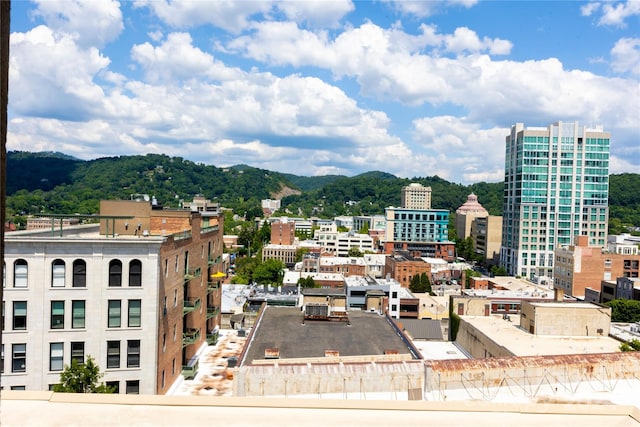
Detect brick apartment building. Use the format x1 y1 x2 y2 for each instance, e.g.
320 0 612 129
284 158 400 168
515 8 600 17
2 197 224 394
554 235 640 299
384 251 432 288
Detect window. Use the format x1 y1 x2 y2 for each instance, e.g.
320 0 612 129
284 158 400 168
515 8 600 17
50 343 64 371
129 260 142 287
128 300 141 327
12 344 26 372
13 301 27 330
72 260 86 287
14 259 28 288
51 301 65 329
72 300 85 329
2 301 4 330
10 386 25 391
108 300 121 328
1 344 4 373
127 340 140 368
71 342 84 365
51 259 65 287
125 380 140 394
109 260 122 287
106 381 119 393
107 341 120 368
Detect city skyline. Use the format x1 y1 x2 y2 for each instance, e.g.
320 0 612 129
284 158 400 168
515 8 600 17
6 1 640 184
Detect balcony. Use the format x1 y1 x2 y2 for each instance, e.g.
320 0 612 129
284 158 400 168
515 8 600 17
201 225 219 234
208 255 222 266
184 267 202 282
183 297 201 314
182 328 200 347
206 331 219 345
181 358 199 379
206 306 220 319
207 281 220 293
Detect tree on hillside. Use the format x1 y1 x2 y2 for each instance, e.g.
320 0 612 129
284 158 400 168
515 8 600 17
52 356 114 393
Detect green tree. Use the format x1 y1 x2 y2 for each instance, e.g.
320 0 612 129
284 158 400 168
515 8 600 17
409 274 423 293
604 299 640 323
620 339 640 352
420 272 433 295
464 269 481 289
347 246 363 257
53 356 114 393
297 276 316 288
358 222 370 234
490 265 508 276
252 258 285 285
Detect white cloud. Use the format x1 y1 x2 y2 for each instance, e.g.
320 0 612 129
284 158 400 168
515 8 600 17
444 27 512 55
384 0 479 18
412 116 507 183
611 38 640 75
9 25 110 119
133 0 272 33
131 32 231 83
275 0 354 28
582 0 640 27
32 0 123 48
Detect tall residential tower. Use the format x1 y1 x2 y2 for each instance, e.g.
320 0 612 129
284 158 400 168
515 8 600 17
500 122 610 284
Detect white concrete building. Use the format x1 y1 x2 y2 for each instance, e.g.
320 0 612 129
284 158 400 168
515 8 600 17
2 224 162 393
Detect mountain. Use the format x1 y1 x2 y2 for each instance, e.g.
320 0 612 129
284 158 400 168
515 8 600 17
4 151 640 230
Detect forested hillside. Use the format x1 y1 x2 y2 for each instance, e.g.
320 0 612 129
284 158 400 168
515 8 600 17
4 151 640 232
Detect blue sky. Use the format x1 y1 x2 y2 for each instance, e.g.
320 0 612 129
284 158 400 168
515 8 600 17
7 0 640 184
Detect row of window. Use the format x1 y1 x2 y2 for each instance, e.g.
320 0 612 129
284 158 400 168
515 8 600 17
0 340 140 374
2 299 140 331
4 259 142 288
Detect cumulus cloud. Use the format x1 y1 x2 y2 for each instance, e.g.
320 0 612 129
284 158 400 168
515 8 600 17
9 25 110 120
133 0 272 32
275 0 354 28
6 2 639 184
611 37 640 75
581 0 640 27
32 0 123 48
412 116 507 183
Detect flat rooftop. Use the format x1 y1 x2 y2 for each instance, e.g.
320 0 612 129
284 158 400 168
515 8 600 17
462 315 621 357
241 306 414 364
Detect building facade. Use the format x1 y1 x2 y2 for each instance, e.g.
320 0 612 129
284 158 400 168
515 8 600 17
384 207 449 246
270 221 295 245
401 183 432 210
454 193 488 240
471 215 503 265
2 199 224 394
500 122 610 283
554 235 640 298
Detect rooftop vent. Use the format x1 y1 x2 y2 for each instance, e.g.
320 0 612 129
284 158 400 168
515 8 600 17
324 350 339 357
264 348 280 359
384 349 399 355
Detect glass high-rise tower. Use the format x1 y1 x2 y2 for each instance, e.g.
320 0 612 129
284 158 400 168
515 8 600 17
500 122 610 284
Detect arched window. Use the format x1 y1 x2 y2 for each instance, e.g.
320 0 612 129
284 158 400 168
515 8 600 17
52 259 65 287
72 260 86 288
109 260 122 287
129 260 142 287
14 259 28 288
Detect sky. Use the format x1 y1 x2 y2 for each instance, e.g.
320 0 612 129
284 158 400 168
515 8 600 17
6 0 640 184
